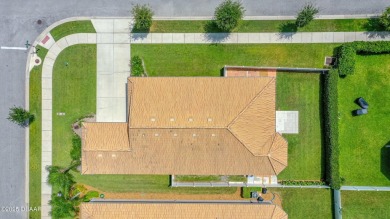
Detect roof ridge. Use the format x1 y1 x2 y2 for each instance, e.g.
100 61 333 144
226 128 258 157
266 133 277 155
127 79 133 126
270 205 277 218
267 156 277 175
227 77 275 128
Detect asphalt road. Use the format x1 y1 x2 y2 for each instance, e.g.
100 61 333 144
0 0 388 218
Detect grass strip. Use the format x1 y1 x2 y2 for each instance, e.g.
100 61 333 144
133 18 382 33
29 45 48 219
50 21 96 41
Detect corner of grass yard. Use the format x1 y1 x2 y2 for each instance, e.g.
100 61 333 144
338 54 390 186
342 191 390 219
270 188 333 219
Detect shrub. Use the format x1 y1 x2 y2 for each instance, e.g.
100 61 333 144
214 0 245 32
379 7 390 31
7 106 34 127
70 135 82 161
131 4 154 30
295 3 319 28
323 69 341 189
131 56 144 76
337 41 390 76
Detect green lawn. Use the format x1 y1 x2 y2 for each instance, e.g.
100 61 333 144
134 19 380 33
276 72 324 180
131 44 339 76
272 188 333 219
29 45 48 219
342 191 390 219
51 44 235 195
50 21 96 41
338 54 390 186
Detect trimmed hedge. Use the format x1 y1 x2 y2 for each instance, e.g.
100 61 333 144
337 41 390 76
279 180 325 186
70 135 81 161
131 55 144 76
323 69 341 189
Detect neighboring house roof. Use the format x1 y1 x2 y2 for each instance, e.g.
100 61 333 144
82 77 288 175
80 202 288 219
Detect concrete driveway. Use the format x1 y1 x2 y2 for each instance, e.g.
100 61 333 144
0 0 389 218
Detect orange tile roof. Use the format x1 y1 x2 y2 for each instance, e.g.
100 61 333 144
82 77 288 175
80 202 288 219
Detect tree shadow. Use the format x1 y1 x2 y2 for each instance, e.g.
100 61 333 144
278 21 297 33
363 18 383 31
203 32 231 43
362 18 390 39
277 22 298 39
381 142 390 181
203 20 225 33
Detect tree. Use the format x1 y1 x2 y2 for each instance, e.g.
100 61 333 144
49 193 77 218
46 161 80 197
295 3 319 28
214 0 245 32
131 4 154 30
7 106 34 127
379 7 390 31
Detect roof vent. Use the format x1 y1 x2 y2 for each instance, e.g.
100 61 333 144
207 118 213 122
170 118 175 122
112 154 117 158
150 118 156 122
192 133 197 137
211 134 216 137
97 154 103 158
173 133 178 137
188 118 193 122
154 133 159 137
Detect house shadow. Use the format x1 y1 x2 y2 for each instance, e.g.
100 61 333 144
381 142 390 181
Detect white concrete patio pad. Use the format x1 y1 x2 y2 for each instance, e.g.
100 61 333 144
276 111 299 134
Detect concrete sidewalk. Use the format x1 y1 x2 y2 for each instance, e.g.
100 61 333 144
92 19 131 122
38 33 96 219
131 31 390 44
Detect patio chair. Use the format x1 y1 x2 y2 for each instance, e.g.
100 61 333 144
354 108 368 116
357 97 369 109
